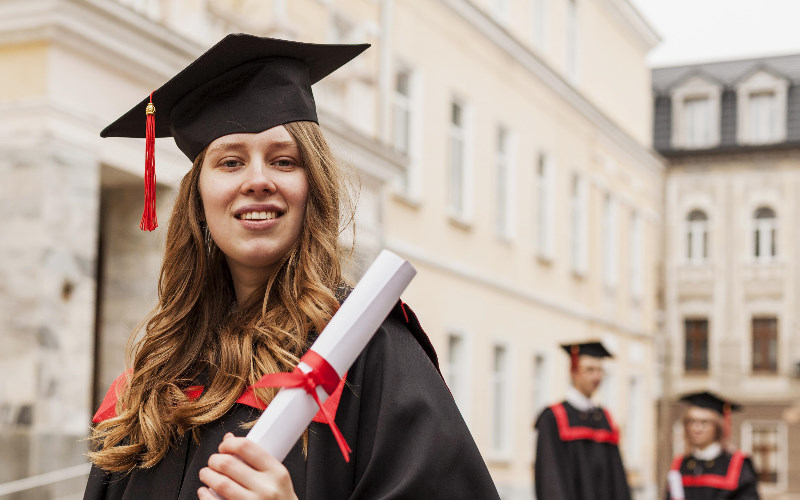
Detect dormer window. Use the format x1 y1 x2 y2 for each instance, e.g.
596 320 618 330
736 70 788 145
671 76 721 149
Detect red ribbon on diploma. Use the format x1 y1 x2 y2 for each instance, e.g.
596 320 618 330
252 350 352 462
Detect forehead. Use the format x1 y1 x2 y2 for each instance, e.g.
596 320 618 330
205 125 297 153
686 406 718 419
579 355 603 367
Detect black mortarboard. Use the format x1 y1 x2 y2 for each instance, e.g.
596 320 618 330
560 341 612 373
100 34 369 230
679 391 742 416
560 341 613 359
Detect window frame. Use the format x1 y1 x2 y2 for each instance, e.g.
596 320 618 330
686 209 709 265
445 329 472 425
753 206 777 263
446 97 474 224
683 318 709 374
751 316 778 374
535 152 556 260
670 77 722 149
736 70 788 145
741 420 788 492
489 340 514 460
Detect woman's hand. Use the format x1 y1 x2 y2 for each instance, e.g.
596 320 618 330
198 432 298 500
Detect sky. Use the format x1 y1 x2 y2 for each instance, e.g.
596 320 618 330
629 0 800 67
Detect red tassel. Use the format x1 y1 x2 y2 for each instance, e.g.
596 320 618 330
141 92 158 231
570 345 580 373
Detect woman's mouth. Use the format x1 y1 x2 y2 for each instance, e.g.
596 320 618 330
235 211 279 220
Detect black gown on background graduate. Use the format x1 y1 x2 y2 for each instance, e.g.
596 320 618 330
83 305 500 500
666 451 760 500
534 401 631 500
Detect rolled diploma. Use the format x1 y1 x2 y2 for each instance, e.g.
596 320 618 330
667 470 685 499
245 249 417 461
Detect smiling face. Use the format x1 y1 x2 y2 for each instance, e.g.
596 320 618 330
684 406 721 450
198 125 308 301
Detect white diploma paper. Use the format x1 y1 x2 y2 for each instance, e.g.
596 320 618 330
667 470 685 499
246 249 417 461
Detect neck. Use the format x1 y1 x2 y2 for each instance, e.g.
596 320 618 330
692 442 722 460
228 261 275 303
566 386 595 412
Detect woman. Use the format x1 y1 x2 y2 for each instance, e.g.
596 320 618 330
84 34 499 500
666 392 759 500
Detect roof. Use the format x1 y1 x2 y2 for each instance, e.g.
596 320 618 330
652 52 800 93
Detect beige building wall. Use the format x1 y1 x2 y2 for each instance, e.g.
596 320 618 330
0 0 663 498
380 1 662 498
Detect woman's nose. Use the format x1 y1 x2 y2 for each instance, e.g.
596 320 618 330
241 161 276 194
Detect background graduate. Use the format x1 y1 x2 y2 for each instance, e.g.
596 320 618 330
533 341 631 500
83 34 499 500
666 391 760 500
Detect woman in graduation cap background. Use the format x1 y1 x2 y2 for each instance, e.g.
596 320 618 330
83 34 499 500
665 392 759 500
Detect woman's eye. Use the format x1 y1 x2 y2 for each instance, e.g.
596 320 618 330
221 159 242 168
274 159 295 169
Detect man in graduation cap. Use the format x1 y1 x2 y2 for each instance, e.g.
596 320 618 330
666 391 760 499
533 341 631 500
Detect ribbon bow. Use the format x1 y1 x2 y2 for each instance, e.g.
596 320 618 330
253 350 352 462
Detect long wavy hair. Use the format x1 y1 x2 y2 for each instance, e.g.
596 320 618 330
88 121 354 472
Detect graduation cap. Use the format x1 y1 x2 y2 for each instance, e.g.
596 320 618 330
679 391 741 441
679 391 741 416
100 33 370 231
560 341 613 372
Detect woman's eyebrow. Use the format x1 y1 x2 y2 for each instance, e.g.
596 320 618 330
206 141 246 157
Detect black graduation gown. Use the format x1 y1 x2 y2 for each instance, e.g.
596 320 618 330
666 451 760 500
534 401 631 500
83 304 500 500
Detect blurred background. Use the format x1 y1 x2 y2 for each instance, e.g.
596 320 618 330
1 0 800 498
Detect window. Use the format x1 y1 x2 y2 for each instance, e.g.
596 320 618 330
446 333 469 421
749 423 780 484
754 207 777 262
630 212 644 298
447 99 470 220
536 153 555 259
602 194 617 289
393 67 422 197
747 92 778 143
683 97 713 148
736 70 788 145
495 126 514 239
569 173 587 274
532 353 549 417
687 210 709 264
491 344 512 455
565 0 578 81
532 0 548 49
393 71 411 156
684 318 709 373
671 77 721 149
752 317 778 373
625 376 642 462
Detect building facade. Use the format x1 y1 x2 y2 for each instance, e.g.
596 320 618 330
0 0 662 498
654 54 800 500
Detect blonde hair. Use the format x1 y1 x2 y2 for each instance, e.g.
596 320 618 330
88 121 353 472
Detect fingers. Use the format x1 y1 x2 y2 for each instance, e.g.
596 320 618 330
202 433 297 500
198 465 249 500
217 433 282 472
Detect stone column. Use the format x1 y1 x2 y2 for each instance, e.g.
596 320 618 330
0 135 100 496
